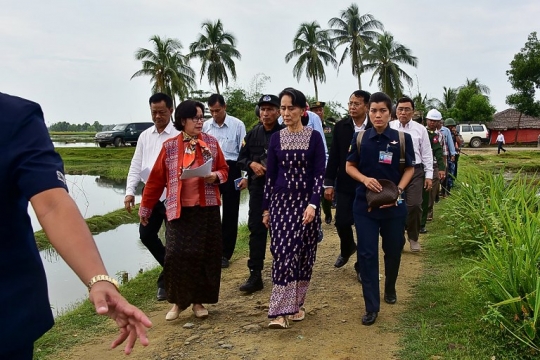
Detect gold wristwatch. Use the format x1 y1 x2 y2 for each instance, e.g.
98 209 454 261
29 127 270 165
87 275 120 292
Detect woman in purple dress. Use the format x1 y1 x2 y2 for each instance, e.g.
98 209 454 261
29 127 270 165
262 88 326 329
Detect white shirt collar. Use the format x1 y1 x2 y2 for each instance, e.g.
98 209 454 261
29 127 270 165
151 120 175 134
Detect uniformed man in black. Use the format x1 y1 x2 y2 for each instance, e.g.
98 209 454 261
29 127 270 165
236 94 284 293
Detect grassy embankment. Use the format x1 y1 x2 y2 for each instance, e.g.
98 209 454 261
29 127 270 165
398 152 540 359
56 147 135 180
50 132 96 143
35 147 138 250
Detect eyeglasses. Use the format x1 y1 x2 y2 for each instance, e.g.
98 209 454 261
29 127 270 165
396 107 413 113
348 102 363 108
188 117 204 122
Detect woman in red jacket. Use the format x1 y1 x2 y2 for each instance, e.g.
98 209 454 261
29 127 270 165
139 100 229 321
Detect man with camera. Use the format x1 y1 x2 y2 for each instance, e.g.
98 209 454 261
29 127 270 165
236 94 284 293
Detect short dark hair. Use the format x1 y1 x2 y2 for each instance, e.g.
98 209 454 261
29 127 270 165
278 87 307 108
149 93 173 108
350 90 371 104
396 96 415 110
174 100 205 131
368 92 392 111
208 94 226 107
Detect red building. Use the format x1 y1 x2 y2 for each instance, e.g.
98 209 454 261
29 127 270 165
487 109 540 144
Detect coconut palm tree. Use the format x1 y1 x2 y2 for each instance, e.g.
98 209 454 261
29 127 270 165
285 21 337 100
432 86 458 117
131 35 196 106
189 20 241 95
328 4 384 89
362 31 418 101
462 77 491 96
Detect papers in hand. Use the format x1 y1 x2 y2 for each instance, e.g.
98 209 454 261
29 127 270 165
180 159 213 179
140 167 151 182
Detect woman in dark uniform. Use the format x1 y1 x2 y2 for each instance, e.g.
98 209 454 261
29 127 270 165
345 92 415 326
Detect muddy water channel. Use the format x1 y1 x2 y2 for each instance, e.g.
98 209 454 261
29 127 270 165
38 176 249 315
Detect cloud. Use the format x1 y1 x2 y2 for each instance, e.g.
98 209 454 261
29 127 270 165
1 0 539 125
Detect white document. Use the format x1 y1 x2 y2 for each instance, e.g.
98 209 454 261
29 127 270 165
140 167 151 182
180 159 213 179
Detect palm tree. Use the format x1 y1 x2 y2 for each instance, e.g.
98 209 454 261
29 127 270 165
362 31 418 101
189 20 241 95
328 4 384 89
432 86 458 117
131 35 196 107
462 77 491 96
285 21 337 100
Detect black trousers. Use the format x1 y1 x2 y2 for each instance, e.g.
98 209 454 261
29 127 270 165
246 183 268 271
139 200 166 289
334 191 357 258
220 160 242 260
354 214 406 313
497 141 506 154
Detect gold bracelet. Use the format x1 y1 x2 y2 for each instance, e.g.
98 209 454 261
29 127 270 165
87 275 120 292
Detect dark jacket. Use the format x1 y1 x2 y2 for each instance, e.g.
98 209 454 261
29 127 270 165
324 117 371 194
237 121 284 187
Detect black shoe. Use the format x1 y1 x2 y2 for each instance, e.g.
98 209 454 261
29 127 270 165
419 227 427 234
221 257 230 268
362 312 378 326
384 293 397 304
239 271 263 293
357 272 363 284
325 214 332 225
156 287 167 301
334 248 357 268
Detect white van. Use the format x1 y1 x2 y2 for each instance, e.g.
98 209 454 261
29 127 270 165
456 124 490 148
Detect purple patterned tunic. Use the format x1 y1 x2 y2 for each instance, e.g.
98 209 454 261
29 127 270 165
262 126 326 318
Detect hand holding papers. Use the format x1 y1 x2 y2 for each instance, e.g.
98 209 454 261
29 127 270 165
180 159 213 179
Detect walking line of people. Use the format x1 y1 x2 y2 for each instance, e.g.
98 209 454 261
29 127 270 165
0 85 479 359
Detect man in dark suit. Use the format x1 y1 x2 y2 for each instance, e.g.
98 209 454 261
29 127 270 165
324 90 371 281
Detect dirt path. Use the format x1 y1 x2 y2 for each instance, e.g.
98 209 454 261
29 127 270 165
61 221 423 360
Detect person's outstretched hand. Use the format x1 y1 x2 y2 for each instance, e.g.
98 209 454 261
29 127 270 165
89 282 153 354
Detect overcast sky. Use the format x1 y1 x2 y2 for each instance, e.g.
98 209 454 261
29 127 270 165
1 0 538 125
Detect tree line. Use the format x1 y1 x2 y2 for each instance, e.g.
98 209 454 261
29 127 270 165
48 121 109 132
130 4 418 107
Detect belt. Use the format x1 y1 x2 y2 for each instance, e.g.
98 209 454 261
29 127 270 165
414 164 423 169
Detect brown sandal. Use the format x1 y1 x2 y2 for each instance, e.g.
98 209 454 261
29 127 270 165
288 307 306 321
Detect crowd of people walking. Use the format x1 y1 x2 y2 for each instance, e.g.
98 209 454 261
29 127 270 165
124 87 466 330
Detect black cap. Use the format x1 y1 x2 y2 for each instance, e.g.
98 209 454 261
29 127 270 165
258 94 280 107
309 101 325 109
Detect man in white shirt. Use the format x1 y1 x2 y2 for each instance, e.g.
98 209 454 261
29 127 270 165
124 93 180 300
496 131 507 154
203 94 247 269
389 97 433 252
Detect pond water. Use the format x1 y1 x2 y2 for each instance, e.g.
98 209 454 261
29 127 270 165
28 175 143 231
43 223 157 316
